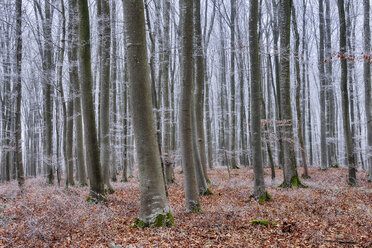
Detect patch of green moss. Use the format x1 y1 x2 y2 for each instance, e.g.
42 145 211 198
279 176 307 188
79 183 89 187
130 212 174 229
251 220 277 227
330 164 340 168
206 178 211 184
320 168 328 171
231 165 240 169
201 188 214 196
258 191 273 203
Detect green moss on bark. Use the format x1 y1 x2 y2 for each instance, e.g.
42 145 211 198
279 176 307 188
258 191 273 203
201 188 213 196
130 212 174 229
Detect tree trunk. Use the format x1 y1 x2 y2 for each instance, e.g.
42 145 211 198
99 0 114 193
123 0 173 227
43 0 54 185
249 0 270 201
78 0 105 200
292 4 309 178
194 0 209 184
337 0 357 186
318 0 328 170
279 0 303 188
364 0 372 182
15 0 24 187
179 0 201 213
68 0 87 186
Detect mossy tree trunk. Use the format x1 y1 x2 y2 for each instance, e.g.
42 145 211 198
123 0 173 227
78 0 105 200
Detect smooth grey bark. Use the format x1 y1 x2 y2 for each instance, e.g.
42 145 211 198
15 0 24 187
68 0 87 186
292 4 309 178
110 0 118 183
123 0 173 227
229 0 237 167
179 0 201 213
325 0 337 167
99 0 113 193
42 0 54 185
364 0 372 182
249 0 268 200
194 0 209 183
279 0 302 188
78 0 105 200
337 0 357 186
318 0 328 170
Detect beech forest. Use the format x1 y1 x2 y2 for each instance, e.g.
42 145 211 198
0 0 371 247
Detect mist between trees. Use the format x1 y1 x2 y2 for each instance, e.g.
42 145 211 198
0 0 371 228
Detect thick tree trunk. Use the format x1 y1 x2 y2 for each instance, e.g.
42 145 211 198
68 0 87 186
123 0 173 227
337 0 357 186
249 0 270 201
279 0 303 188
179 0 201 213
99 0 113 193
78 0 105 200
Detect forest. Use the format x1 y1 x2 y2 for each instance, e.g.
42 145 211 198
0 0 371 247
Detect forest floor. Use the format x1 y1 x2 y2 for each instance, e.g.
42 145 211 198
0 167 371 248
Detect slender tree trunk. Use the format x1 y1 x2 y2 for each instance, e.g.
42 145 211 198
123 0 173 227
325 0 337 167
229 0 237 167
337 0 357 186
194 0 209 184
364 0 372 182
43 0 54 185
292 4 309 178
110 0 118 183
15 0 24 187
318 0 328 170
78 0 105 200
